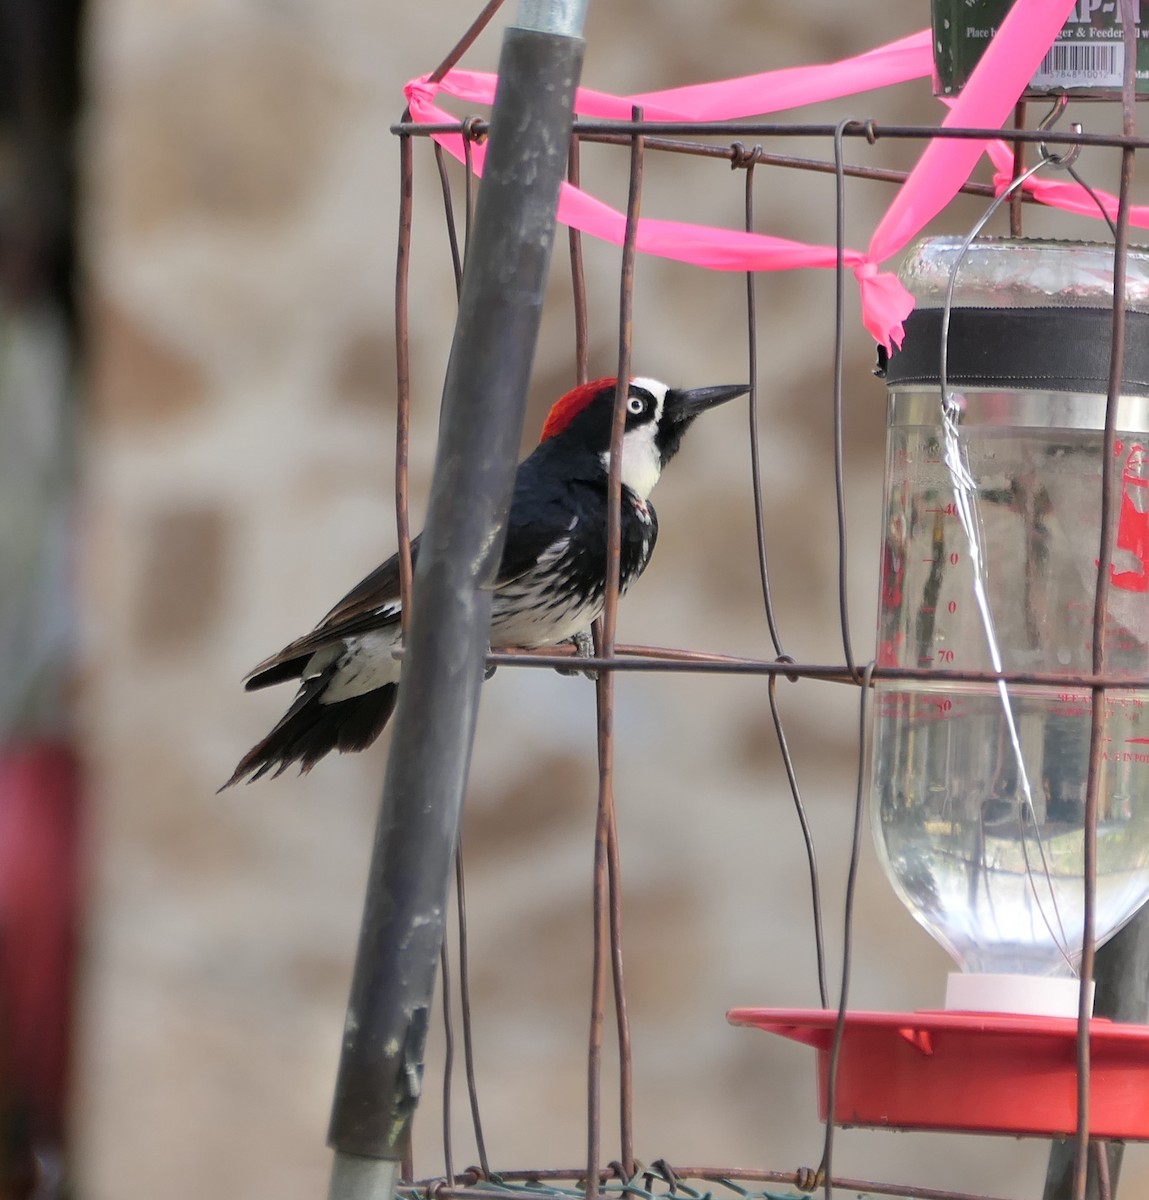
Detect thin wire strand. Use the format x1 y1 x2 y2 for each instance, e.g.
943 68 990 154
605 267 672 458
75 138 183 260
817 662 876 1200
1093 1141 1113 1200
395 121 415 633
938 155 1079 976
457 129 489 1180
569 136 590 385
394 117 1149 150
737 150 827 1007
464 129 478 259
1066 161 1119 239
432 133 465 1187
456 845 490 1176
606 801 633 1176
1009 101 1026 237
394 122 1072 202
440 939 457 1185
427 0 508 84
479 644 1149 691
768 674 829 1008
587 105 644 1200
1074 11 1140 1193
831 120 859 683
435 142 465 292
938 158 1053 388
738 154 785 659
608 114 646 1180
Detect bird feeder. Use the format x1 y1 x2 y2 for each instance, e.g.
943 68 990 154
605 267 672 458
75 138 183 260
731 237 1149 1138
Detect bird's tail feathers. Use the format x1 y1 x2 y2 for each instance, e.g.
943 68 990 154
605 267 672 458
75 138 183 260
220 674 398 789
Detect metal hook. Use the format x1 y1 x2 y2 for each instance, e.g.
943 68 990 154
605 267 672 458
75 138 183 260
1037 93 1083 170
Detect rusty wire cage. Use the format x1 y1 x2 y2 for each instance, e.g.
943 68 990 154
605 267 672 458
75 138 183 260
342 5 1149 1200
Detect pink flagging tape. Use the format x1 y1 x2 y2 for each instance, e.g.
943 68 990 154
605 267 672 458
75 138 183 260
407 0 1081 348
985 139 1149 230
423 29 933 123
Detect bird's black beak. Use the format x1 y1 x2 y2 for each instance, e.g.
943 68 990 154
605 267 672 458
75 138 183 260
664 383 751 423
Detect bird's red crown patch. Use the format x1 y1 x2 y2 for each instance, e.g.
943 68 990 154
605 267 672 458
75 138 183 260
539 377 617 443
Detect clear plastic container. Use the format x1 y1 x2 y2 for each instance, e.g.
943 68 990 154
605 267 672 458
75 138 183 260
871 238 1149 997
899 236 1149 312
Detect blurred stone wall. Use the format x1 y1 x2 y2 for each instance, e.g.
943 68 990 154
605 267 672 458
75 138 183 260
77 2 1149 1199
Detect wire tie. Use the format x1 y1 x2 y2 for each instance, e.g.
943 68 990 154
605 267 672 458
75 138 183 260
647 1160 678 1192
729 141 761 170
462 114 489 143
793 1166 823 1194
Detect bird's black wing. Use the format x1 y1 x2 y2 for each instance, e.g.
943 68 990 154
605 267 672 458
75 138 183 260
493 468 593 587
314 538 418 629
245 460 592 692
243 537 420 690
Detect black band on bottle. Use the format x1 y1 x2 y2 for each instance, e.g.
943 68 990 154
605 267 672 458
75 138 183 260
884 307 1149 396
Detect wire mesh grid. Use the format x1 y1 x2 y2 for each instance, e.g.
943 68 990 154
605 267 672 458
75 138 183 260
381 7 1149 1200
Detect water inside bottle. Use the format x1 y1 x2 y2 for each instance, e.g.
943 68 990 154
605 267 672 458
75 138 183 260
872 410 1149 975
872 681 1149 975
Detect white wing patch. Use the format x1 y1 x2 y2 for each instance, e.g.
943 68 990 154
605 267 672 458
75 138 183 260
319 628 403 702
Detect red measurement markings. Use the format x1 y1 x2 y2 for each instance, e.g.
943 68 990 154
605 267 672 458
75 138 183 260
1111 442 1148 593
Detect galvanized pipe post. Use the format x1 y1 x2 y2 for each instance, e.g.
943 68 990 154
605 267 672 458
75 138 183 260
327 3 588 1197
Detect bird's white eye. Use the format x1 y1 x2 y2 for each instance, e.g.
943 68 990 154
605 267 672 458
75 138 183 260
627 395 645 415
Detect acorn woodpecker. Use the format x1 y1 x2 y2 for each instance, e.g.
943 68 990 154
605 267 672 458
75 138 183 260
223 375 748 786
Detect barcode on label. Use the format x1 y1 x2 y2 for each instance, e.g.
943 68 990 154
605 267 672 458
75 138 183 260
1031 41 1125 88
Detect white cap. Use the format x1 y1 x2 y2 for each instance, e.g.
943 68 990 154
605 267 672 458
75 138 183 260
945 971 1095 1018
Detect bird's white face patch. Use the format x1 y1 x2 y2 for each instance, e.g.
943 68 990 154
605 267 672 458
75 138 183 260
599 377 669 501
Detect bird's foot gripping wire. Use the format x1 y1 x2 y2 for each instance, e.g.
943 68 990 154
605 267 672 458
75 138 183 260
554 628 597 679
484 643 498 680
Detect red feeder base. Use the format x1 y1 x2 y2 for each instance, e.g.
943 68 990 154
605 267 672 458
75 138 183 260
727 1007 1149 1140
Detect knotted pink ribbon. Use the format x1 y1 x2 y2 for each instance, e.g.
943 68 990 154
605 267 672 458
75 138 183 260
407 0 1083 347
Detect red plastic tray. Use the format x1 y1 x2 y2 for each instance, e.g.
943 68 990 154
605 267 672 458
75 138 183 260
728 1007 1149 1139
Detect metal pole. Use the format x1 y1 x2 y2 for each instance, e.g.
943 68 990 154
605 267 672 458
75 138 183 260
326 3 588 1197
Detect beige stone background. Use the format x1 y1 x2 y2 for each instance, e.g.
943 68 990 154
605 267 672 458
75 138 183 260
72 2 1149 1198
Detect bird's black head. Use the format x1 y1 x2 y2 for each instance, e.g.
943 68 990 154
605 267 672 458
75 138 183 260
538 376 749 499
